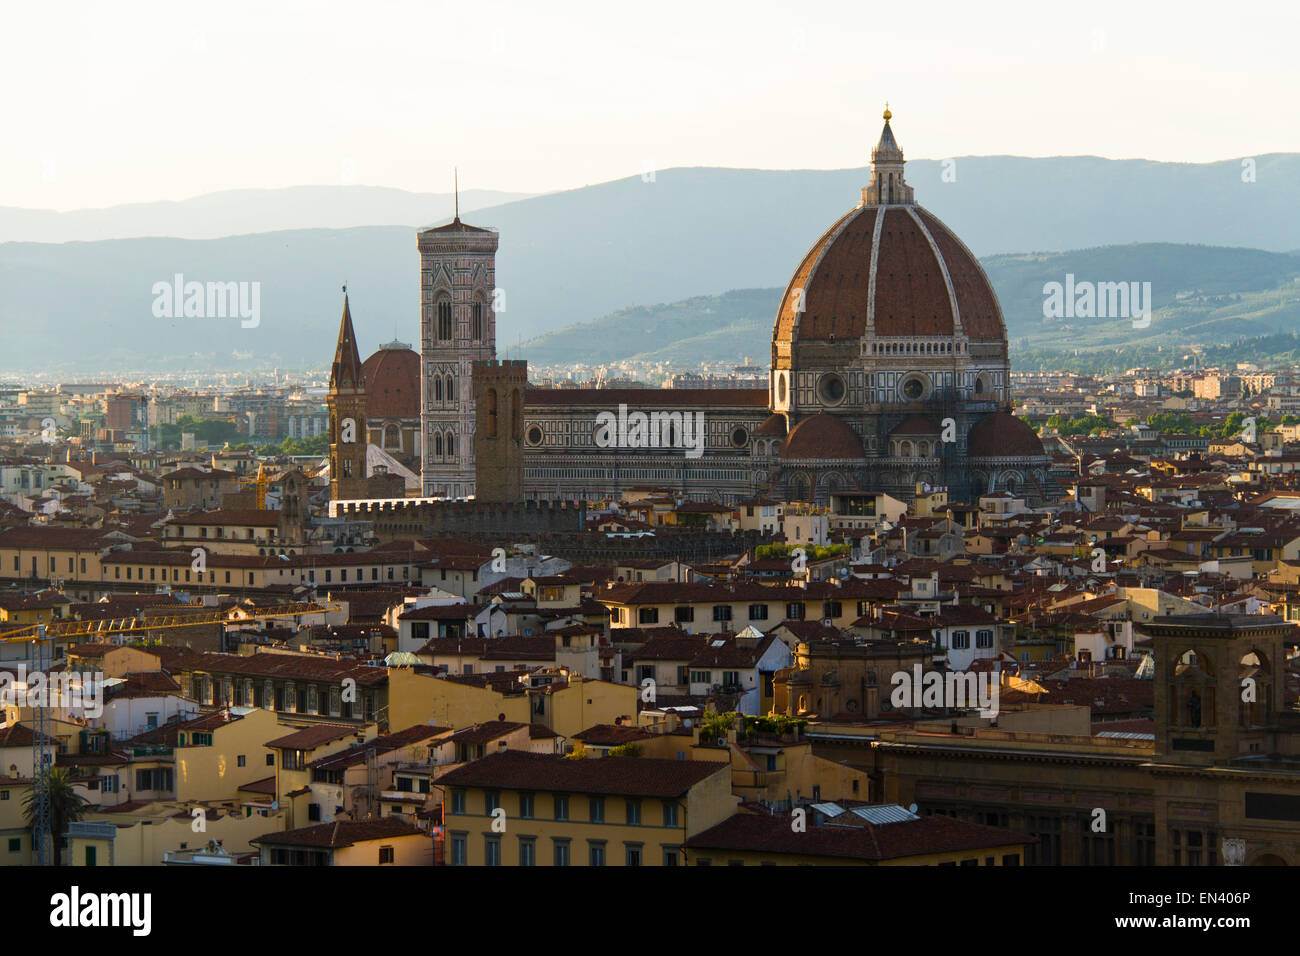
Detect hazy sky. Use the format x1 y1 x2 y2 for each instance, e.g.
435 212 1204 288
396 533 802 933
5 0 1296 210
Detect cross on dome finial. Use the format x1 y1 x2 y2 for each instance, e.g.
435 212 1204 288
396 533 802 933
883 102 891 121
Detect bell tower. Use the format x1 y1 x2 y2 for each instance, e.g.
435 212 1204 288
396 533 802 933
418 191 499 499
1148 614 1290 766
328 291 370 501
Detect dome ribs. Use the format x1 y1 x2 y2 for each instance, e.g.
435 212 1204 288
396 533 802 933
915 207 1005 341
871 207 953 338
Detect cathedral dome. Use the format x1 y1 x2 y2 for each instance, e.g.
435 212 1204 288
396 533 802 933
967 410 1045 458
780 413 863 460
772 115 1004 348
360 343 420 419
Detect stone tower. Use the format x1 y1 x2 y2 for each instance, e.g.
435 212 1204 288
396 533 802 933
328 293 371 501
1148 614 1290 766
418 208 499 499
472 359 527 503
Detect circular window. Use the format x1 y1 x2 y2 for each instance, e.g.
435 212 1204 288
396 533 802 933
901 376 927 401
525 425 544 446
776 373 787 404
730 426 749 448
817 373 846 406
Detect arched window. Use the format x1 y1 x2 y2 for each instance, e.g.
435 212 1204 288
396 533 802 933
445 374 455 403
434 376 443 402
900 440 913 457
486 389 498 438
434 433 443 457
437 295 453 340
473 296 484 341
447 433 455 457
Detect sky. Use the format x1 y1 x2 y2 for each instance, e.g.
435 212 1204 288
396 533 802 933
4 0 1297 210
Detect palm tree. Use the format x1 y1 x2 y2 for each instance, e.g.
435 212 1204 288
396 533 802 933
24 766 88 866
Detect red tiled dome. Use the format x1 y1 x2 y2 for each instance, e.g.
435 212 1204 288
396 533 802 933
780 414 863 460
360 345 419 420
967 411 1044 458
772 115 1004 350
773 205 1004 345
755 413 787 437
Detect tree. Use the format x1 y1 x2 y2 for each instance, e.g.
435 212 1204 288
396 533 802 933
607 743 643 757
24 766 88 866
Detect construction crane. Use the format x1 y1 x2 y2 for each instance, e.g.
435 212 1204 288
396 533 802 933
1 600 341 864
234 460 271 510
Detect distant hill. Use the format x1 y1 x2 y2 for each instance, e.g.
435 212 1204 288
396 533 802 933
5 154 1300 372
0 186 533 243
516 244 1300 368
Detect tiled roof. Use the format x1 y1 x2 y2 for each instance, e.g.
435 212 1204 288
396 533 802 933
438 750 726 797
686 811 1027 861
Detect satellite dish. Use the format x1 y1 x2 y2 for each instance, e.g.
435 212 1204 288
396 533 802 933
908 804 918 814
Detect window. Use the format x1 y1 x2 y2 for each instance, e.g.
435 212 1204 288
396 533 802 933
553 838 571 867
722 671 740 689
712 605 733 622
485 791 500 814
638 608 659 625
554 794 569 821
8 837 20 852
588 841 606 866
786 602 805 619
484 835 501 866
308 803 321 822
689 671 711 685
674 606 694 623
447 791 463 815
379 845 395 864
951 631 971 649
976 629 994 648
450 833 467 866
437 298 453 340
663 847 680 866
519 792 535 819
625 844 643 866
85 846 97 866
662 802 679 827
748 604 769 621
625 798 642 826
473 300 484 340
518 837 536 867
589 796 605 823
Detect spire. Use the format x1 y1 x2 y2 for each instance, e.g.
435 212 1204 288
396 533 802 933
863 104 914 206
454 168 459 223
330 287 364 391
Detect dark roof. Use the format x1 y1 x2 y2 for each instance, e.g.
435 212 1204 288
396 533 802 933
438 750 726 797
265 724 361 750
685 811 1028 861
253 818 425 848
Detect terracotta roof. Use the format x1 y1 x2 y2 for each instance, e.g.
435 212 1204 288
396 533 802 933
774 204 1005 343
265 724 361 750
967 411 1045 459
438 750 727 797
360 346 420 420
780 414 863 461
686 811 1027 861
525 388 767 408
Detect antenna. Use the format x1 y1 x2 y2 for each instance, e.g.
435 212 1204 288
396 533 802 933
454 168 459 221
